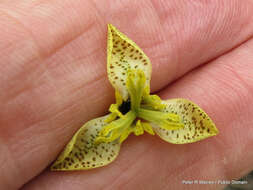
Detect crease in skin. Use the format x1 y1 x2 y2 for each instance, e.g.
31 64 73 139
223 63 253 96
0 10 49 102
0 3 98 72
0 8 43 57
0 137 23 190
149 0 253 91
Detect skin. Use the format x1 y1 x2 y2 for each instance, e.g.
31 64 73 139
0 0 253 189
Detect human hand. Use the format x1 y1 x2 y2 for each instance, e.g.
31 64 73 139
1 1 253 190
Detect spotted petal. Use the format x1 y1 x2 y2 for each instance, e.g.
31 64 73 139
51 115 121 170
107 24 152 100
152 99 218 144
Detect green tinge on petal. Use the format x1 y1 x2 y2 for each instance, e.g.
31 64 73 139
115 90 123 105
119 127 133 143
95 130 120 144
126 69 146 112
95 111 136 144
142 122 155 135
142 94 166 110
51 115 121 171
107 24 152 100
137 108 184 130
152 99 219 144
104 113 118 123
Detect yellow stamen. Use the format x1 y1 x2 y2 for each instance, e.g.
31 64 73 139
133 120 144 136
142 122 155 135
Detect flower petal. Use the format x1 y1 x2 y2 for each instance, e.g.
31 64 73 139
51 115 121 170
107 24 152 100
152 99 219 144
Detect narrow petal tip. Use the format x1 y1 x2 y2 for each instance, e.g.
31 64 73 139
107 24 152 100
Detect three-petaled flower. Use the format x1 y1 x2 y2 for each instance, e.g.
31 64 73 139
51 24 218 171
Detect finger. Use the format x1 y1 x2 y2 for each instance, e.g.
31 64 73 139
22 31 253 190
1 0 253 92
1 0 253 189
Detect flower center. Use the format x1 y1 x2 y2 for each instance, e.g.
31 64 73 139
118 99 131 115
95 69 184 144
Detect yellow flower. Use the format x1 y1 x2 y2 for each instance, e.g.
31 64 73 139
51 24 219 171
